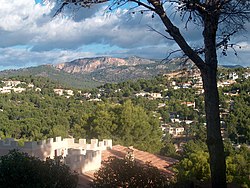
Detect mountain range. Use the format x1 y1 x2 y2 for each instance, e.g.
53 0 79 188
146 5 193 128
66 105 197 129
0 56 201 88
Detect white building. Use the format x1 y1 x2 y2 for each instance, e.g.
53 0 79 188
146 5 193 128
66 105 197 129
229 72 239 80
165 127 185 137
0 137 112 174
2 80 21 87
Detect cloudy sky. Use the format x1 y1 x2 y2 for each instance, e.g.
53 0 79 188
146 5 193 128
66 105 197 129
0 0 249 70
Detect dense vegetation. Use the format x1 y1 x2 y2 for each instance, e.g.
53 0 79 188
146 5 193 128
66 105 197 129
0 150 78 188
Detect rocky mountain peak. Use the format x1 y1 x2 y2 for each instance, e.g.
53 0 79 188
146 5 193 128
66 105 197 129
54 56 156 74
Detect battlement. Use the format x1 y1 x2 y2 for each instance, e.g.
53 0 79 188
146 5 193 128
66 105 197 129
0 137 112 150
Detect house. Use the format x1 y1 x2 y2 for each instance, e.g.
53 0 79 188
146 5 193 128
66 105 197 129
2 80 21 87
0 86 12 94
65 89 74 96
150 93 162 99
165 127 185 137
158 103 166 108
243 72 250 79
181 101 195 108
54 89 64 96
135 92 149 97
83 93 91 98
170 118 181 123
88 98 102 102
228 72 239 80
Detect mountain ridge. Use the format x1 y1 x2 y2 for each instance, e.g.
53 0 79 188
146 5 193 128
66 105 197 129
2 56 242 88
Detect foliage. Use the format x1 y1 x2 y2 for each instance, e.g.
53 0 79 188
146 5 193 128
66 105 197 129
160 133 180 159
226 93 250 143
226 144 250 187
174 150 211 185
0 150 78 188
174 141 250 187
92 156 170 188
87 100 163 153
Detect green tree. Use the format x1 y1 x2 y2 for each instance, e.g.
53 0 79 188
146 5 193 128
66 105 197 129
115 100 162 153
226 145 250 187
92 156 170 188
174 150 211 187
89 104 117 139
0 150 78 188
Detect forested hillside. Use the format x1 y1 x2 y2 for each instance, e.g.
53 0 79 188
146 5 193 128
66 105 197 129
0 68 249 186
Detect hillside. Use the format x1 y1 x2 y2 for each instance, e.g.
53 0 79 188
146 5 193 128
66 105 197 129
0 57 193 88
0 65 101 89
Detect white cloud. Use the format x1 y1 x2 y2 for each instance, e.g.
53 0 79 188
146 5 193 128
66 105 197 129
0 47 95 70
0 0 249 70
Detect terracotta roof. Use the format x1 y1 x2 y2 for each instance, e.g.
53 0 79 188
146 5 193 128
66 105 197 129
102 145 178 177
78 145 178 187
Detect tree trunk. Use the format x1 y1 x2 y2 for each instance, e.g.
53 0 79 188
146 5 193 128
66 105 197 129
200 10 227 187
149 1 227 186
201 67 227 188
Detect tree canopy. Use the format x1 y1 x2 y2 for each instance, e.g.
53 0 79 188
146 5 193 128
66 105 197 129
92 156 170 188
0 150 78 188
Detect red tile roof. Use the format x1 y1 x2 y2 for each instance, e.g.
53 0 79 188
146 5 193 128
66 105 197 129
78 145 178 187
102 145 178 177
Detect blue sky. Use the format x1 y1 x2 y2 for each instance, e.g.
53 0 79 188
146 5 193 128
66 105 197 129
0 0 249 71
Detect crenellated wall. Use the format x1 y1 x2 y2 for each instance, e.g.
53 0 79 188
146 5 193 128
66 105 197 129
0 137 112 173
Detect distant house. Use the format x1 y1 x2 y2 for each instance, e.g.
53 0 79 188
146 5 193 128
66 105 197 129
170 118 181 123
135 92 149 97
88 98 102 102
150 93 162 99
184 120 193 125
228 72 239 80
243 72 250 79
2 80 21 87
65 89 74 96
0 86 12 94
54 89 64 96
83 93 91 98
165 127 185 137
195 89 204 95
158 103 166 108
181 101 195 108
182 82 191 88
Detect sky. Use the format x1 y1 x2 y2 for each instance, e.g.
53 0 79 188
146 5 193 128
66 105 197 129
0 0 249 71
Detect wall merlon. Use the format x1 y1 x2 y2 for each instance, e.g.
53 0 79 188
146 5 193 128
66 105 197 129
55 136 62 142
91 139 98 145
79 139 86 146
103 139 112 149
63 138 75 146
47 138 54 144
